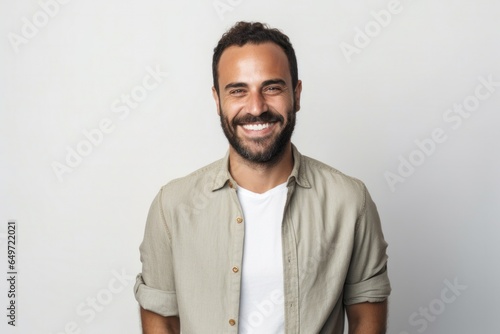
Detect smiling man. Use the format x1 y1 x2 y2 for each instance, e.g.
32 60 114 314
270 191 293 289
135 22 391 334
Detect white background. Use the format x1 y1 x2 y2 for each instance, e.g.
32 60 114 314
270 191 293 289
1 0 499 333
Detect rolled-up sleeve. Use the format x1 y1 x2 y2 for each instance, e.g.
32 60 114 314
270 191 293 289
134 188 179 316
343 185 391 305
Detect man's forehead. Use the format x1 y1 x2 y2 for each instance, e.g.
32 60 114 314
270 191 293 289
219 42 286 61
217 42 290 81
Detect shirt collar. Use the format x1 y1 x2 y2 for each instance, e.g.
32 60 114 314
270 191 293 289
211 144 311 191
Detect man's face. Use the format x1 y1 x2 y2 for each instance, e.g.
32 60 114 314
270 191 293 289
212 42 302 165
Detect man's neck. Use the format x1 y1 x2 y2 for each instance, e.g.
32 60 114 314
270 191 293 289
228 143 294 194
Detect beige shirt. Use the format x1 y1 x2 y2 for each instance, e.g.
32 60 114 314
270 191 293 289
134 145 391 333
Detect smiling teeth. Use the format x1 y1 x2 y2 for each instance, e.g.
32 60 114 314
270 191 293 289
242 123 271 131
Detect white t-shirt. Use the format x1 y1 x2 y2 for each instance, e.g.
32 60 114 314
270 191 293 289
237 182 288 334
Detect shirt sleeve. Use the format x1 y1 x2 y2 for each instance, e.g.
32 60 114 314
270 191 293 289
134 187 179 316
343 184 391 305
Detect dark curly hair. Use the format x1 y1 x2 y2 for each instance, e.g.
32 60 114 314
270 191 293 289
212 21 298 94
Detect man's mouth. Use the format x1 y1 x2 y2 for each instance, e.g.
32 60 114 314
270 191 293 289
241 123 273 131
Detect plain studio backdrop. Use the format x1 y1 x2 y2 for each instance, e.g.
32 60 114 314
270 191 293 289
1 0 499 333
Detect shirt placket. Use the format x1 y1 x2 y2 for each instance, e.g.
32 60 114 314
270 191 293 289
227 180 245 333
282 182 300 333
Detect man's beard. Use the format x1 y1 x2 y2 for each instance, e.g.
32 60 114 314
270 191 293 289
219 106 296 166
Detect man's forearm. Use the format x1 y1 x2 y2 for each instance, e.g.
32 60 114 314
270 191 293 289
346 300 388 334
140 307 180 334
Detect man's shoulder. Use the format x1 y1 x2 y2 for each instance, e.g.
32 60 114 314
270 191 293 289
301 154 366 191
301 155 366 199
160 157 225 194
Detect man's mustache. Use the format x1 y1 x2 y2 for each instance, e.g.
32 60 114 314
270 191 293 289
233 112 284 126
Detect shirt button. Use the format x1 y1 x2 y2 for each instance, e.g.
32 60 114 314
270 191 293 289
236 217 243 224
229 319 236 326
228 181 233 188
232 266 239 273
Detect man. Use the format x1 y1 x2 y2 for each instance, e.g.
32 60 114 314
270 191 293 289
135 21 391 333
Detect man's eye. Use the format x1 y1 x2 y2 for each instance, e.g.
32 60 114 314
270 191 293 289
265 86 282 94
230 89 245 95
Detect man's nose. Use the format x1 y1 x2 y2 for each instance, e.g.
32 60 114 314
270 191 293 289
246 91 268 116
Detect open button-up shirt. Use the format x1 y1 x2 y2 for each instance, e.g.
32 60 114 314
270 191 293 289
134 145 391 333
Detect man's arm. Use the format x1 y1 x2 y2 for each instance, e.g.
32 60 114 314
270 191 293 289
136 190 180 334
140 307 180 334
346 300 388 334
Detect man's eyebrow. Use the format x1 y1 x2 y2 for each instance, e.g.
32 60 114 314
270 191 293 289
224 82 248 91
224 79 287 91
261 79 287 87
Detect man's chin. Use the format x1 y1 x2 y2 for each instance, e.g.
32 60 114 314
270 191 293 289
232 142 287 165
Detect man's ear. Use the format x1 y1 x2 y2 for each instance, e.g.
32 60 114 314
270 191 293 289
294 80 302 112
212 86 221 115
